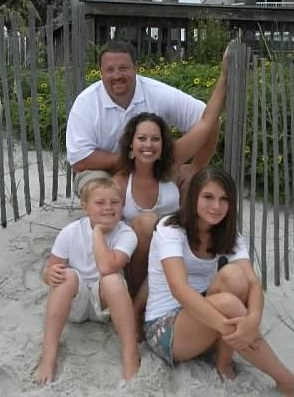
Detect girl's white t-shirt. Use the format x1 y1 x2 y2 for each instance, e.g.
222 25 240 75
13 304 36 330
145 216 249 321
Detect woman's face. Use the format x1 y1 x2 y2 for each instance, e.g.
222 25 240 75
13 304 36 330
197 181 229 227
131 120 163 163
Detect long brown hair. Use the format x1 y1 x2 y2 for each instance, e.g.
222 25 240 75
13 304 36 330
165 166 238 255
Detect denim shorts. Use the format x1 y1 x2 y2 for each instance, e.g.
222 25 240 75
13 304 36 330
145 307 181 366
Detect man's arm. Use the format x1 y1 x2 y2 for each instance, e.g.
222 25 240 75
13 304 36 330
73 150 120 174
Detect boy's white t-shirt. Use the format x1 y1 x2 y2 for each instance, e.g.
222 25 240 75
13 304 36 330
52 217 138 283
145 216 249 321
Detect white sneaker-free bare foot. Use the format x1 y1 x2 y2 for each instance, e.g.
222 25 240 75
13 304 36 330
36 358 56 385
216 362 236 381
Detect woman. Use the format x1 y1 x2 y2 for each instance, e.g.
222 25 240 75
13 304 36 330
113 47 228 299
145 166 294 395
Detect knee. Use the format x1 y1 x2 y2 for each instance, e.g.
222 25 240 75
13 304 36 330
60 268 79 292
216 263 250 301
48 269 78 301
64 268 78 283
100 273 127 295
208 292 247 318
131 213 158 238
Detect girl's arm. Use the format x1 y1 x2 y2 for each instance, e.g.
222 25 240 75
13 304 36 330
239 258 264 323
93 224 130 276
222 259 264 347
162 256 233 336
173 47 228 168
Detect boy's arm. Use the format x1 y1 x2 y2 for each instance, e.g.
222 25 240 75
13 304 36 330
92 224 130 276
42 254 68 286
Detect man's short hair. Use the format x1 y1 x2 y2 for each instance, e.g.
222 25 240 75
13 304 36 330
99 40 137 67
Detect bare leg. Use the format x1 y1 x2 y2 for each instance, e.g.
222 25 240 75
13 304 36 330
173 282 294 394
100 274 140 380
173 292 247 363
37 269 78 385
236 338 294 395
207 264 250 379
215 340 235 380
133 278 148 341
126 213 158 297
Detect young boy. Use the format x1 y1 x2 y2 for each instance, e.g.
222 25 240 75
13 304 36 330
37 178 139 384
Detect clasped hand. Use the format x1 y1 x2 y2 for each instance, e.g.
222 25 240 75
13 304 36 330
221 315 261 351
44 263 66 286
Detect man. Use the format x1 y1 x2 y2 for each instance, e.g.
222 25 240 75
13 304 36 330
66 40 219 197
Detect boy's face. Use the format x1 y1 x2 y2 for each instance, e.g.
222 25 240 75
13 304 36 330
83 187 122 230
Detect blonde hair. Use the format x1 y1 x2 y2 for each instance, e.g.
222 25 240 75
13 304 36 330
80 177 122 204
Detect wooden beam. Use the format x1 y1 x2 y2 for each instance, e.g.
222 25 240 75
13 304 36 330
82 1 294 23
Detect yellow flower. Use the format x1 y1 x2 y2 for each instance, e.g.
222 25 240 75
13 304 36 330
159 57 165 62
139 67 145 73
26 97 32 103
39 104 46 111
90 69 98 77
245 146 251 154
172 62 177 67
150 69 156 74
37 96 43 102
41 83 48 89
278 155 283 164
171 126 178 134
193 78 200 85
164 70 170 75
206 81 212 87
155 65 160 70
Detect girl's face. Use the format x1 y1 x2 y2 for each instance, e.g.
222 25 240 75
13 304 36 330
131 120 162 163
196 181 229 227
83 187 122 230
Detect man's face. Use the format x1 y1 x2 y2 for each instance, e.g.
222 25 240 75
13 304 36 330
100 52 136 104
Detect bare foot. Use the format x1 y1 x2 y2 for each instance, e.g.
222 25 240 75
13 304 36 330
36 358 56 385
216 363 236 381
122 351 140 380
277 377 294 397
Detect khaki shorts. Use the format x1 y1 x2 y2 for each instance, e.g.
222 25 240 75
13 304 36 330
69 271 111 323
73 170 111 198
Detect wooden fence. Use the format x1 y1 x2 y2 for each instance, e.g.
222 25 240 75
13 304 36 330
0 3 294 289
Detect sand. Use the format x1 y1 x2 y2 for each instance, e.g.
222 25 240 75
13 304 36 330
1 146 294 396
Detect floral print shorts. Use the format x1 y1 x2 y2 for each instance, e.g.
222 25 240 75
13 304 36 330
145 307 181 366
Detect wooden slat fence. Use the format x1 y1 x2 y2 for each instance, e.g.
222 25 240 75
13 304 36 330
0 3 294 289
